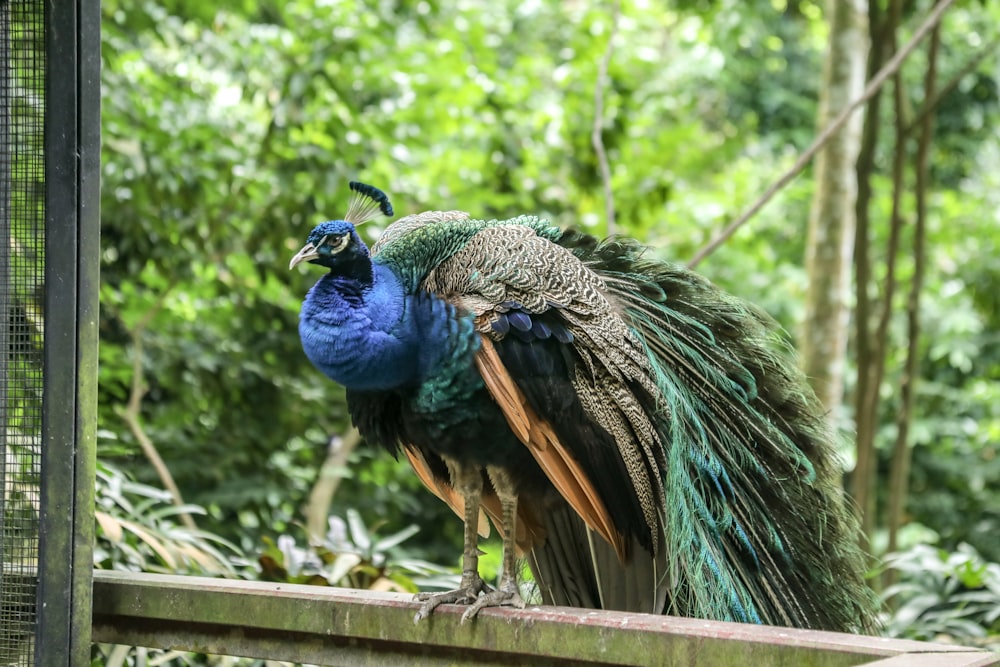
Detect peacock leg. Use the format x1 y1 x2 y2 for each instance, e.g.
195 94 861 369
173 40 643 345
459 466 526 622
413 458 492 623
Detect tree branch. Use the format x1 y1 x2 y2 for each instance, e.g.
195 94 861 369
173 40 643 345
798 0 867 421
592 0 622 236
904 32 1000 138
120 284 198 531
304 428 361 540
687 0 956 268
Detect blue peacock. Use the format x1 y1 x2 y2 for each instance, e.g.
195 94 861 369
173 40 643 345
290 181 879 630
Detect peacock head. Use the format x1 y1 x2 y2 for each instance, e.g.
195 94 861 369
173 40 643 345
289 181 394 272
288 219 368 271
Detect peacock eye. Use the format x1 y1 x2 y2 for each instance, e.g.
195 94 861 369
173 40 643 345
322 233 350 254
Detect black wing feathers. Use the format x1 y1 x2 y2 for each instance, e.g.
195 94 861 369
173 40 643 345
495 322 657 555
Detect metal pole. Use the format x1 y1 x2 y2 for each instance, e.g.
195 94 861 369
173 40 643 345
37 0 99 663
0 0 12 611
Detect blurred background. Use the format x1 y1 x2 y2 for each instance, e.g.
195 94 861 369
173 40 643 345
94 0 999 654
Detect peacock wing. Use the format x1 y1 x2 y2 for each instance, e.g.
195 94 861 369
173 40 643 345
421 224 670 565
473 336 625 559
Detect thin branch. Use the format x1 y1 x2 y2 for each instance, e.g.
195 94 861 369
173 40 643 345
904 32 1000 137
687 0 956 269
592 0 622 237
120 284 198 532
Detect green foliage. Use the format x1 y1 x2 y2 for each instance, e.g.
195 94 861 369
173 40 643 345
94 461 244 575
3 8 46 438
97 0 839 549
870 179 1000 562
881 543 1000 649
100 0 352 540
1 432 39 567
257 508 460 593
331 442 464 564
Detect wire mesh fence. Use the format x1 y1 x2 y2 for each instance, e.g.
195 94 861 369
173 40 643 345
1 1 45 664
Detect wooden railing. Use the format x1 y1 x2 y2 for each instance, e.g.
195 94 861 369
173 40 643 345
91 570 999 666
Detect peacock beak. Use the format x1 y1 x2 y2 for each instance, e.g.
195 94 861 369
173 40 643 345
289 242 319 270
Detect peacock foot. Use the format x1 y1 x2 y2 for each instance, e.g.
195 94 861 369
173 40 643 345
413 573 493 623
459 578 525 623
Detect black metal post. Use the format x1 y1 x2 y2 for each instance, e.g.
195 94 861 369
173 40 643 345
36 0 99 664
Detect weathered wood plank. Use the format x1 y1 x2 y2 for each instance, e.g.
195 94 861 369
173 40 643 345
91 571 999 667
861 655 1000 667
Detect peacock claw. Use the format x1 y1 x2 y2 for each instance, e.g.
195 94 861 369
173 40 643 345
459 584 525 624
412 575 493 624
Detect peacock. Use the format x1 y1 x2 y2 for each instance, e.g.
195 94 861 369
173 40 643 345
290 181 879 632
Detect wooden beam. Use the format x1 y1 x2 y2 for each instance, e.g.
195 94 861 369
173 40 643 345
91 571 999 666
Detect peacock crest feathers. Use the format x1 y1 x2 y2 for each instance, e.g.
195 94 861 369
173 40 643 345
344 181 394 225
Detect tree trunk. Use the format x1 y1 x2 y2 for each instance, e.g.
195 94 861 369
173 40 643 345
801 0 869 425
852 0 888 539
885 7 939 573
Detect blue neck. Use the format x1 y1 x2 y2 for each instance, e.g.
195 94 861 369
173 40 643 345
298 261 476 393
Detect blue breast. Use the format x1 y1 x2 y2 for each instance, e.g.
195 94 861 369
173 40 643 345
298 263 479 395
